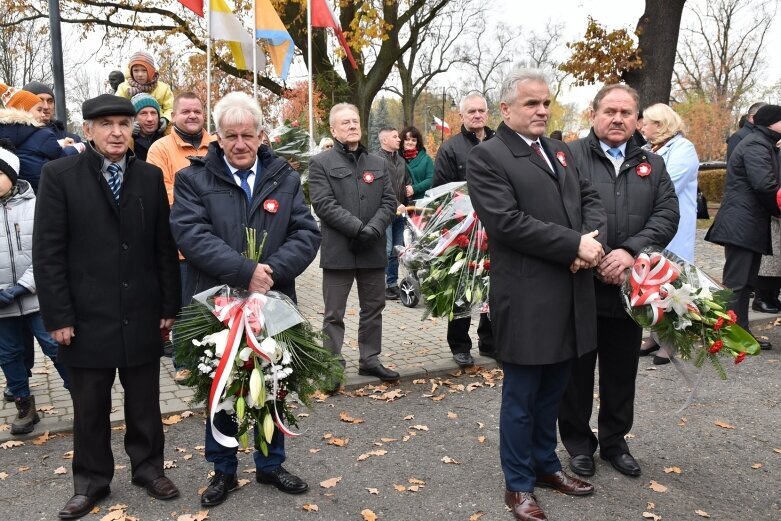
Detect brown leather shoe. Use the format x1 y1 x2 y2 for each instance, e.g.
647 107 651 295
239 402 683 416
535 470 594 496
504 491 547 521
58 489 110 519
132 475 180 500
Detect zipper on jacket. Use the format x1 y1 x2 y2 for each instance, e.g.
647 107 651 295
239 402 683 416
2 205 22 314
14 223 21 250
138 197 146 230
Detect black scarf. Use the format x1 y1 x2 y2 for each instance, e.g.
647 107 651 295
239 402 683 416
174 125 204 149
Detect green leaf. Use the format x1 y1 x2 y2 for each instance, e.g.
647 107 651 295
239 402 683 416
722 325 761 355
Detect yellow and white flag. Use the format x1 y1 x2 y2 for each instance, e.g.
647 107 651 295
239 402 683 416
210 0 266 71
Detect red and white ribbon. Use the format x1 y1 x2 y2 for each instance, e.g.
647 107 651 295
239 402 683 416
629 252 680 325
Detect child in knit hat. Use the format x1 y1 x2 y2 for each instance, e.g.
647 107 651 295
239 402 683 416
115 51 174 127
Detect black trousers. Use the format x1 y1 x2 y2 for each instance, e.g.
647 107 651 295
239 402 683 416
723 245 762 329
447 313 493 354
558 315 643 458
69 361 164 496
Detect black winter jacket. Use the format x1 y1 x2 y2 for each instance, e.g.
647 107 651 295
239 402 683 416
432 125 495 187
725 121 754 161
569 130 679 317
170 142 320 304
706 126 781 255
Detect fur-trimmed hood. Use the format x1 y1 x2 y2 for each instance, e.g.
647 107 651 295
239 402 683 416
0 108 45 150
0 108 43 127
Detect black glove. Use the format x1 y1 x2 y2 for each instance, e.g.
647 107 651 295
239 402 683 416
0 284 28 308
357 224 382 244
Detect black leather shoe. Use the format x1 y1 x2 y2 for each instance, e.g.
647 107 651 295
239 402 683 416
132 475 179 500
58 488 110 519
201 472 239 507
750 333 773 350
453 352 474 367
385 287 400 300
752 299 780 313
3 387 12 402
601 453 641 477
569 454 595 477
639 339 659 356
256 466 308 494
358 364 400 381
653 355 671 365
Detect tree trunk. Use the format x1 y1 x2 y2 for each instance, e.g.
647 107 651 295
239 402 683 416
623 0 686 109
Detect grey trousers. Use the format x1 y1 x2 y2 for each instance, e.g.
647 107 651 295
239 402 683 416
322 268 385 370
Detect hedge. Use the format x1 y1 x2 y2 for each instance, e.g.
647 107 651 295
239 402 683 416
698 169 726 204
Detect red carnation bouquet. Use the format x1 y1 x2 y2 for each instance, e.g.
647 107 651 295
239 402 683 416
620 248 760 378
399 182 490 320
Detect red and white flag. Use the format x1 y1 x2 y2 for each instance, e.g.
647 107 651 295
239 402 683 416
311 0 359 70
433 116 451 134
178 0 204 17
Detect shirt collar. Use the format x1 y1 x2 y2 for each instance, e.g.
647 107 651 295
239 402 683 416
599 141 627 157
516 132 542 148
223 157 260 176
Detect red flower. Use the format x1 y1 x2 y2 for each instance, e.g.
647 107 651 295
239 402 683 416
467 261 477 270
277 388 289 400
636 162 652 177
242 359 255 371
713 317 725 331
362 172 375 184
455 235 470 248
556 151 567 167
708 340 724 354
483 260 491 271
291 121 300 127
263 199 279 214
475 229 489 251
734 352 746 364
441 227 449 235
726 310 737 325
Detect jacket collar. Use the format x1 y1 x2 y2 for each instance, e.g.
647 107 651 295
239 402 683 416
754 124 781 144
460 124 495 145
586 128 645 160
495 122 561 184
200 141 291 187
334 139 367 157
84 141 136 172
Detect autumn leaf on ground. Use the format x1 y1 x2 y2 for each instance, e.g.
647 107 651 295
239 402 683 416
649 480 668 493
164 460 177 469
393 484 406 491
327 437 349 447
366 487 379 495
236 478 250 488
751 463 763 469
339 411 365 424
309 448 321 453
0 472 8 480
447 412 458 419
297 413 310 418
311 390 329 402
695 510 711 518
678 417 687 427
357 449 387 461
408 478 425 485
0 424 9 432
409 425 429 431
380 437 398 443
647 502 655 509
302 503 319 512
663 466 682 474
773 448 781 454
408 485 420 492
431 395 446 402
403 415 414 420
469 513 486 521
477 436 486 443
37 405 56 414
476 422 484 429
441 456 460 464
162 415 182 425
54 466 67 475
32 431 52 445
177 511 209 521
320 476 342 488
361 509 378 521
0 440 24 449
642 513 661 521
714 421 736 429
370 389 406 401
180 410 196 418
17 466 30 472
413 379 426 384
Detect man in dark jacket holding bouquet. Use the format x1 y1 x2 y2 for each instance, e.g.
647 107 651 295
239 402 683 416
170 92 320 507
309 103 399 384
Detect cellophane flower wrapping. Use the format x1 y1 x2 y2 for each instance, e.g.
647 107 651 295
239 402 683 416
620 248 760 378
399 182 490 320
269 121 313 203
173 285 343 452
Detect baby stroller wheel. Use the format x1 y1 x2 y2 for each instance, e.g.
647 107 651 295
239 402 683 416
399 275 419 308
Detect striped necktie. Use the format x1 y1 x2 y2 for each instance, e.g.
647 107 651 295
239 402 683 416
107 163 122 203
235 169 253 203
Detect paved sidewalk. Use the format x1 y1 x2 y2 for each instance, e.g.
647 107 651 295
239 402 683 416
2 230 778 440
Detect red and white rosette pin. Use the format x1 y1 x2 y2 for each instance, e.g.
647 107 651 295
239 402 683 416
263 199 279 214
362 172 375 184
556 151 567 167
636 162 652 177
629 252 680 325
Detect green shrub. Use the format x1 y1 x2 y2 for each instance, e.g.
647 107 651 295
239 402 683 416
698 169 726 204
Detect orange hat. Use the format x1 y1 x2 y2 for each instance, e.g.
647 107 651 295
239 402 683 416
0 85 42 112
128 51 158 81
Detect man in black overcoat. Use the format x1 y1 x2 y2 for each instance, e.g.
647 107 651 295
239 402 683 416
559 84 679 480
467 68 606 521
33 95 181 519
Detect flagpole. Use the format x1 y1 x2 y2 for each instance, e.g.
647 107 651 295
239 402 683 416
307 0 314 151
207 0 213 133
253 0 258 100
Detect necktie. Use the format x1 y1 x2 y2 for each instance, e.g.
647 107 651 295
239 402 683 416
235 169 253 204
530 141 545 160
607 147 623 159
107 163 122 203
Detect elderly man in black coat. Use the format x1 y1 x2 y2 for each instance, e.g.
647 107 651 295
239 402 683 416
170 92 321 507
706 104 781 349
33 95 181 519
467 68 606 521
559 84 679 481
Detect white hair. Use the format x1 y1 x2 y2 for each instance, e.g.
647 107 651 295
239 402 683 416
459 93 487 113
499 67 548 106
329 103 360 127
213 92 264 135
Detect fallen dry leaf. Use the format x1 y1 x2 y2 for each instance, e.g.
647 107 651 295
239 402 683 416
751 463 763 469
409 425 429 431
54 466 67 475
100 510 125 521
403 415 414 420
302 503 319 512
476 422 484 429
447 412 458 419
408 485 420 492
177 510 209 521
413 379 426 384
695 510 710 518
441 456 460 464
773 448 781 454
236 479 250 488
714 421 736 430
366 487 379 495
180 410 196 418
114 465 127 470
431 394 446 402
361 509 378 521
408 478 425 485
469 513 486 521
32 431 52 445
642 513 661 521
309 448 321 453
327 437 349 447
162 415 182 425
183 454 193 460
17 466 30 472
164 460 177 469
393 484 406 492
380 437 398 443
339 411 365 424
90 507 101 514
0 440 24 449
0 424 9 432
0 472 8 480
322 433 333 439
319 476 342 488
63 450 74 459
297 413 310 418
649 480 668 493
357 450 388 461
370 389 406 401
647 502 655 509
477 436 486 444
663 466 682 474
678 417 687 427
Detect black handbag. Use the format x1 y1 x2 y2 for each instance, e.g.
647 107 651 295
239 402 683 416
696 190 709 219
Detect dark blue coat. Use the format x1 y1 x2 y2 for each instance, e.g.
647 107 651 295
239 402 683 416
0 109 79 192
46 119 82 143
170 142 320 304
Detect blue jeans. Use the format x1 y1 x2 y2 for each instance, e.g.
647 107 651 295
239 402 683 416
0 312 70 398
385 216 405 288
205 409 286 475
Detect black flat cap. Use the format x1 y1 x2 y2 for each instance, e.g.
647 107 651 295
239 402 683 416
754 104 781 128
82 94 136 120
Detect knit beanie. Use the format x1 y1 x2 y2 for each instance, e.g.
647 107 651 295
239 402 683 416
0 85 42 112
131 93 161 115
22 81 54 98
0 139 20 186
754 105 781 128
128 51 158 80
